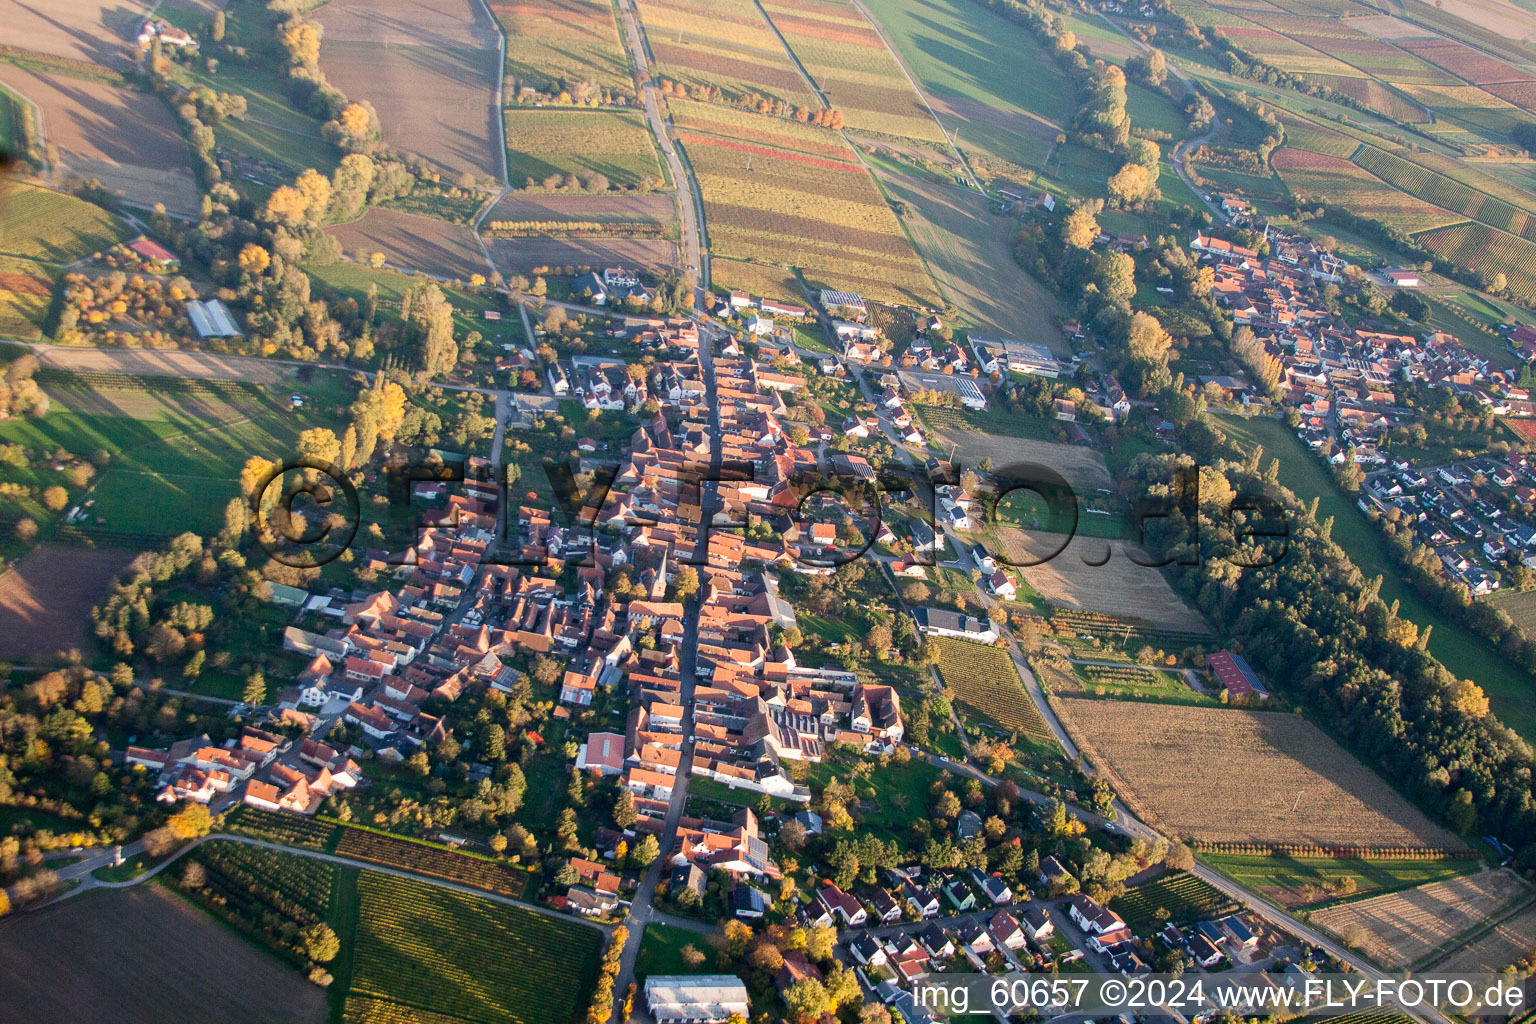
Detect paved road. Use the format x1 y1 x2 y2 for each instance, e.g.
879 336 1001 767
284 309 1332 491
607 320 721 1023
616 0 708 297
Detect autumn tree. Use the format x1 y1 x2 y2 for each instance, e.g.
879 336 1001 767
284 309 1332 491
1063 204 1100 249
238 243 271 277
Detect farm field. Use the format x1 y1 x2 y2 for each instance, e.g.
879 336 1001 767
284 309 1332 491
492 0 634 99
858 0 1069 172
0 885 327 1024
1110 871 1239 930
666 97 854 161
335 827 530 898
868 156 1068 353
1202 852 1483 909
485 192 676 229
316 0 504 183
0 544 135 658
0 179 127 265
1053 697 1465 851
1311 870 1529 968
342 871 601 1024
34 345 287 383
0 0 147 67
1 180 126 339
1353 145 1536 239
328 208 491 281
1491 588 1536 639
759 0 945 142
674 107 936 304
932 636 1052 741
0 256 53 340
1415 221 1536 305
1270 148 1464 235
1437 900 1536 973
504 109 664 189
1217 414 1536 743
0 67 200 217
924 423 1114 492
992 528 1214 635
484 235 679 274
710 258 805 305
638 0 819 108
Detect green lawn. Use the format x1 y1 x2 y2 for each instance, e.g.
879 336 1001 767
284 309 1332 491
176 63 336 174
305 262 501 347
1126 81 1190 139
1201 851 1482 909
635 923 711 982
1218 414 1536 741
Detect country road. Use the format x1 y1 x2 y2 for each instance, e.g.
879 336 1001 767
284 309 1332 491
615 0 709 298
31 833 607 934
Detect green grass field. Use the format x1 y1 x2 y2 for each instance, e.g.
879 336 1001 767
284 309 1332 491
867 151 1067 351
1201 851 1481 909
176 62 336 174
634 923 710 982
0 374 353 538
859 0 1070 172
1217 414 1536 741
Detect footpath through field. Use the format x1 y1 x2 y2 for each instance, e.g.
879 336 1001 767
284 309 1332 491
37 832 607 933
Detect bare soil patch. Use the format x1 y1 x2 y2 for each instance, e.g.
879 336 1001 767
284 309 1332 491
993 528 1212 634
0 885 326 1024
316 0 503 182
0 66 200 217
328 207 491 280
0 543 136 657
1311 870 1529 968
484 235 679 273
0 0 150 67
1053 697 1464 851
